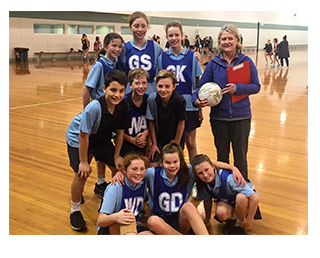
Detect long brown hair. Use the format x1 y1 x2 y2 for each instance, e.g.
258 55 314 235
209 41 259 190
161 141 190 189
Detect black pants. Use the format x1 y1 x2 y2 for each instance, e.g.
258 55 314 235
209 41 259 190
210 118 251 179
280 57 289 67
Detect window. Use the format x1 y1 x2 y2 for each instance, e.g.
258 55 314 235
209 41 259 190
34 23 64 34
96 25 114 35
121 26 131 35
67 24 93 35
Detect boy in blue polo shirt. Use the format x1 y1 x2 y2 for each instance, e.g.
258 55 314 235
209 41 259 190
191 154 261 235
66 70 130 232
146 70 186 164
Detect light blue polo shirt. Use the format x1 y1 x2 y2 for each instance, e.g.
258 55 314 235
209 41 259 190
66 100 102 148
97 177 146 230
157 47 202 111
145 165 196 212
198 169 257 201
85 55 118 100
99 177 145 215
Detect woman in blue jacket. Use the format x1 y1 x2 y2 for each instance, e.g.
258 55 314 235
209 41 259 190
192 24 260 180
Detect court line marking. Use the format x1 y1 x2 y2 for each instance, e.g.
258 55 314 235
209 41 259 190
9 97 82 110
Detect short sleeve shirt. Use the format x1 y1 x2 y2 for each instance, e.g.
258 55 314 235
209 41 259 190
146 91 186 147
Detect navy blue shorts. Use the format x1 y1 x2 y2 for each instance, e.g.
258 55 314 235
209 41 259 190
185 111 201 132
154 213 180 231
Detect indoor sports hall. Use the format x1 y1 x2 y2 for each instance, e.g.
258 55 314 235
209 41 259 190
7 8 316 256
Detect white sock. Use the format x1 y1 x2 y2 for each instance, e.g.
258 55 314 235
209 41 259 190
71 200 81 214
97 176 105 185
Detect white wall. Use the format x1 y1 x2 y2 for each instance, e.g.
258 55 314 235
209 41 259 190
9 11 308 60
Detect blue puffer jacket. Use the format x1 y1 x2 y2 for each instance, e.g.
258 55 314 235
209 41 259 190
192 53 260 119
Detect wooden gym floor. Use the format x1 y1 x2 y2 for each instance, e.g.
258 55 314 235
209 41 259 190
9 50 308 235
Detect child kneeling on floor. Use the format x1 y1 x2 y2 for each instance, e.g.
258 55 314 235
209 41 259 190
191 154 261 235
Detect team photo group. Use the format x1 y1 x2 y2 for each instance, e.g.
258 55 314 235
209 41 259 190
66 11 262 235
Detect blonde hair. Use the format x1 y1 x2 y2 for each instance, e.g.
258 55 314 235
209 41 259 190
216 24 243 52
128 68 149 84
155 69 177 85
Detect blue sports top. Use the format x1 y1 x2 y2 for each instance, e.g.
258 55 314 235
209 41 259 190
85 55 118 100
197 169 257 201
157 47 202 111
121 39 163 95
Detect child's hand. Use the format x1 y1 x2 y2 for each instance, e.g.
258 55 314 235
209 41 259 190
111 171 125 186
114 155 124 170
232 167 246 187
116 209 136 225
148 144 160 161
135 133 147 148
78 161 92 180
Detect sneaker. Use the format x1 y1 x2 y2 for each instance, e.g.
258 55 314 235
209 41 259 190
94 182 109 196
233 226 247 235
222 219 236 235
70 211 87 231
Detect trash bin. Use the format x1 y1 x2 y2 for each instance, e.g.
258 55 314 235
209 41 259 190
14 47 29 62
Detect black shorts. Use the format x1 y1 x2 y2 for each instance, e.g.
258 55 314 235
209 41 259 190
185 111 201 132
120 140 146 157
67 141 115 173
153 214 180 231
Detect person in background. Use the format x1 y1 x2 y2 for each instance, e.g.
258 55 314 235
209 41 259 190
93 36 102 59
278 35 290 67
263 39 273 66
81 34 90 60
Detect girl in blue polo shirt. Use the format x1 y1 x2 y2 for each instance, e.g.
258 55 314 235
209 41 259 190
191 154 260 235
97 154 153 235
83 32 124 108
145 141 208 235
119 11 164 95
82 32 124 196
157 21 202 161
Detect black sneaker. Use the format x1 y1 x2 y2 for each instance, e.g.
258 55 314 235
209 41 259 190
233 226 247 235
70 211 87 231
222 219 236 235
94 182 109 196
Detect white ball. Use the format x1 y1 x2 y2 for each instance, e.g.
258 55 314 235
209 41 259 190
198 82 222 106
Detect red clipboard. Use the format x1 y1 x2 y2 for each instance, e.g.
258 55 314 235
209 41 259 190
227 60 251 103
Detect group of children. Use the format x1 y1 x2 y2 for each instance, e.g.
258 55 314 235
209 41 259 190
264 38 281 67
66 11 260 235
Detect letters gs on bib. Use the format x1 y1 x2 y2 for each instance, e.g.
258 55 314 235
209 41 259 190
128 54 153 71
